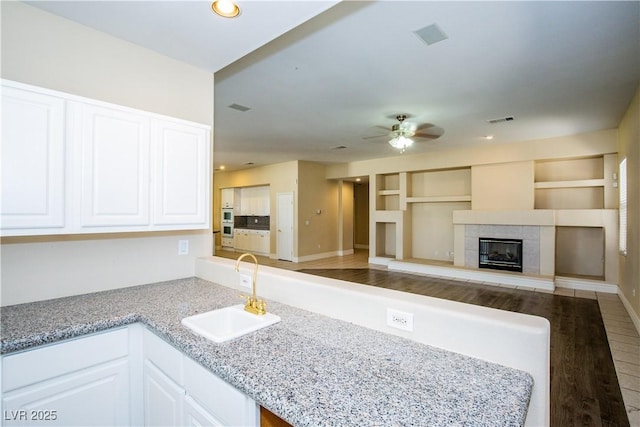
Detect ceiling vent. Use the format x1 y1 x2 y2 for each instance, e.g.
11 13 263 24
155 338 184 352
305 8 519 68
414 23 448 46
487 116 515 124
228 103 251 112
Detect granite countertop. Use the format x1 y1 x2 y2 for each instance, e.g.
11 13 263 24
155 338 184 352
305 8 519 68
0 277 533 426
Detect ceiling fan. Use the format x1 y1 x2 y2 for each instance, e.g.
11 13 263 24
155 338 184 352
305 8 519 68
363 114 443 153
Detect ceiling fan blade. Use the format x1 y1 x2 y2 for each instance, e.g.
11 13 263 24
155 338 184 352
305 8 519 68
414 128 444 140
415 123 437 131
361 125 390 140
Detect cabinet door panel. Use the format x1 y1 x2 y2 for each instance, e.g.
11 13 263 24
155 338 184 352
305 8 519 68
183 396 224 427
2 359 130 427
152 119 209 227
1 86 66 232
78 103 150 227
143 360 184 427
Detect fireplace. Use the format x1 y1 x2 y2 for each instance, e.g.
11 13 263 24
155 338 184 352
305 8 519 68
479 238 523 272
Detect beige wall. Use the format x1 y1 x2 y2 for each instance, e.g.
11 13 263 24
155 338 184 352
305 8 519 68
339 182 354 253
353 182 369 247
618 87 640 321
472 161 534 210
298 161 339 258
0 3 214 306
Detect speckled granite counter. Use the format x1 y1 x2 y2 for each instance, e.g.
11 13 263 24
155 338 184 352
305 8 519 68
1 277 533 426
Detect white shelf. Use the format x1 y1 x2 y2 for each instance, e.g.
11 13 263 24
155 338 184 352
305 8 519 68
533 179 604 189
406 195 471 203
378 189 400 196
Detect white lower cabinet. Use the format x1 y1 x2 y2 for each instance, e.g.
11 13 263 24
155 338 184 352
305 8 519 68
1 328 133 426
234 230 270 255
1 325 258 427
142 327 258 427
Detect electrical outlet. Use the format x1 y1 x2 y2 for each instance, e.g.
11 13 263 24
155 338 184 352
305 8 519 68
178 240 189 255
386 308 414 332
239 274 252 290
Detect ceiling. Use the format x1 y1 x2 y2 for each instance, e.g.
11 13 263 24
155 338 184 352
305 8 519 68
28 1 640 173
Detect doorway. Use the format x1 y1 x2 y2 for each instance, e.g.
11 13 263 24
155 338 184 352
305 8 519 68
276 192 294 261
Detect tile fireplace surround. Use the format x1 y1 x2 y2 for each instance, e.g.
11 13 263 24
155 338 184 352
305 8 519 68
446 209 619 292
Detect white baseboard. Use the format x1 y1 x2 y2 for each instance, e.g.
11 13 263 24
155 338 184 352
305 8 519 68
618 290 640 336
554 276 618 294
369 256 394 266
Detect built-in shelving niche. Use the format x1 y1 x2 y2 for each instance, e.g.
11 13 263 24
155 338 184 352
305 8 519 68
534 156 611 210
555 226 605 280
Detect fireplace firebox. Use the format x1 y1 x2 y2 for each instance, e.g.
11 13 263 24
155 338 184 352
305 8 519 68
479 238 523 272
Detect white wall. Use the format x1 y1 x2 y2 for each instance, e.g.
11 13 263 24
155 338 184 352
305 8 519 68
0 2 214 306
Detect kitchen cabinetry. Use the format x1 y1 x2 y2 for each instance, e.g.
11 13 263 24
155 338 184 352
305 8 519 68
1 325 258 427
1 83 66 233
221 188 234 209
1 327 135 426
234 230 270 255
0 79 211 236
143 328 258 427
239 186 270 216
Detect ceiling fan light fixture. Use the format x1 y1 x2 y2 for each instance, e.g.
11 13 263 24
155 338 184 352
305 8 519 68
212 0 240 18
388 135 414 152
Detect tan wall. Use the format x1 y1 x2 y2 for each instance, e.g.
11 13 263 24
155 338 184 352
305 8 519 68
353 183 369 247
213 161 298 254
472 161 534 210
0 3 214 306
297 161 339 257
618 87 640 321
326 130 617 179
340 182 354 252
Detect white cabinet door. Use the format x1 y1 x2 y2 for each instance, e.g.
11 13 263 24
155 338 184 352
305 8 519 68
76 102 151 228
143 361 184 427
221 188 234 209
1 328 131 427
2 359 130 427
183 396 224 427
1 84 66 234
152 119 210 227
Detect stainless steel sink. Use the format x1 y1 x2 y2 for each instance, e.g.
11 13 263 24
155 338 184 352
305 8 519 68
181 304 281 343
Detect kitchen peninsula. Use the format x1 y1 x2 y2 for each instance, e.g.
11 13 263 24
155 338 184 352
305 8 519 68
1 272 540 426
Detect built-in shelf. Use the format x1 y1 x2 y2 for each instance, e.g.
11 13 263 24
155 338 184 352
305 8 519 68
406 195 472 203
378 189 401 196
533 179 605 189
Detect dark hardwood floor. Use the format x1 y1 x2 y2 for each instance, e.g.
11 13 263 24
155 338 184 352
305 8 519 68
298 268 630 427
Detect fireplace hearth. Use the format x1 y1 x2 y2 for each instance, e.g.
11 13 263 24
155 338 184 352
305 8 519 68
479 238 523 273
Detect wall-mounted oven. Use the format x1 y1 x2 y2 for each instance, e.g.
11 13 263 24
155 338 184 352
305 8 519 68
222 223 234 238
222 208 234 223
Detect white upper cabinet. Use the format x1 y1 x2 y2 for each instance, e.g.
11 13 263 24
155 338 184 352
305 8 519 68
221 188 234 209
152 119 209 227
1 84 67 233
75 102 151 228
239 186 270 216
0 80 211 236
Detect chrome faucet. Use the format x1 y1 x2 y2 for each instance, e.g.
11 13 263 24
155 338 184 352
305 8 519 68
235 253 266 315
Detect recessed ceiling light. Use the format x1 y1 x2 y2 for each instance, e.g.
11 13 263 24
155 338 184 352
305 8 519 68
356 178 361 182
219 165 226 170
333 145 347 150
244 162 254 166
483 135 494 140
211 0 240 18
